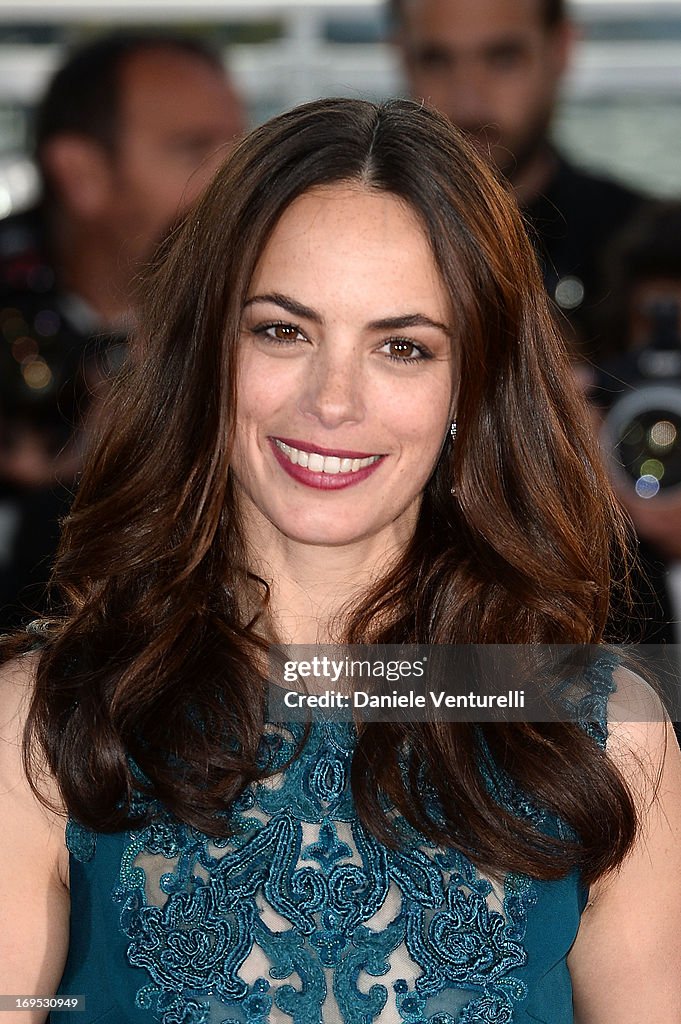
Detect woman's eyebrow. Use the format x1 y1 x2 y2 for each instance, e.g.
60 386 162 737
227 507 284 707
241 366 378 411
368 313 452 335
244 293 451 336
243 293 322 323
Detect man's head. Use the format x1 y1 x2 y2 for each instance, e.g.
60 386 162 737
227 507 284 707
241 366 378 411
392 0 572 182
35 32 246 262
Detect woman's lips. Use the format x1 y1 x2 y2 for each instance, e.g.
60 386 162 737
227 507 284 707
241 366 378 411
269 437 384 490
274 436 378 460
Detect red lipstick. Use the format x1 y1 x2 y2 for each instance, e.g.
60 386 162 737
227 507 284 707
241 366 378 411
268 437 384 490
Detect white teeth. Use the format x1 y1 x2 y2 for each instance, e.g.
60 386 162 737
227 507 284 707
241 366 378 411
274 440 379 475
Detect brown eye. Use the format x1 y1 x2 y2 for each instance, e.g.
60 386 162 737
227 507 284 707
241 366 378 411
388 340 418 359
270 324 300 341
252 321 306 344
380 337 431 365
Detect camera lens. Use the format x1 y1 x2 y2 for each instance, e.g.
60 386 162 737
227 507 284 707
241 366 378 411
601 385 681 497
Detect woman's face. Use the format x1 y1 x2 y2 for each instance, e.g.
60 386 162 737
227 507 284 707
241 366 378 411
232 183 455 556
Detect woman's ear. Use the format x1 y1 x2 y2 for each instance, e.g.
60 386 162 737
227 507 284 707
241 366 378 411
39 134 116 220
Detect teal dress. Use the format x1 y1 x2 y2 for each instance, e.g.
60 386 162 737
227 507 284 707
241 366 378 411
56 659 616 1024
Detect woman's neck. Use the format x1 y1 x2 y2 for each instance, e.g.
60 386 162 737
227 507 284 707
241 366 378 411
246 535 404 645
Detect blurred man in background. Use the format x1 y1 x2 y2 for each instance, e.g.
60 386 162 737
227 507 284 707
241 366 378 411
393 0 677 649
0 32 246 628
590 205 681 727
593 203 681 644
391 0 647 357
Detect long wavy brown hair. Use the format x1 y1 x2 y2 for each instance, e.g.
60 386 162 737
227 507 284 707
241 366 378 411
12 98 635 883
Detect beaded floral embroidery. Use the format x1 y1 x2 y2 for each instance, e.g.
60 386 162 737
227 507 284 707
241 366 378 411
107 721 534 1024
67 654 617 1023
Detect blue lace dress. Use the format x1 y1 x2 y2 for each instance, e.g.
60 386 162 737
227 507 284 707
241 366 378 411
56 659 616 1024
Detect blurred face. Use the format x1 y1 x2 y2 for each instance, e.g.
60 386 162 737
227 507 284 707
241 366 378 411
398 0 570 179
105 47 245 261
232 184 454 559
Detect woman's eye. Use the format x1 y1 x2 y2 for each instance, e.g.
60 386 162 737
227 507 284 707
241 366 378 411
382 338 429 363
254 322 305 344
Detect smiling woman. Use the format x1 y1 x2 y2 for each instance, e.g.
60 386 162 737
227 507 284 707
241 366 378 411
1 98 680 1024
233 185 453 553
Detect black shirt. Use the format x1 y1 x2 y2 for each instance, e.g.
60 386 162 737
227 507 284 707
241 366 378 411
523 152 647 362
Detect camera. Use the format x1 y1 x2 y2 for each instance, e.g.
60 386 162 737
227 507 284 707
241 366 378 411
0 289 124 454
595 300 681 498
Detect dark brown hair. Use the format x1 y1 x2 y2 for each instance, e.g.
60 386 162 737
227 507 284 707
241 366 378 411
15 98 634 882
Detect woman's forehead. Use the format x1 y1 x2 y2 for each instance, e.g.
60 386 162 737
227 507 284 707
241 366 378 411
247 184 452 321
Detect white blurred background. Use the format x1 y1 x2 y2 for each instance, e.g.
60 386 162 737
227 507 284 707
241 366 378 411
0 0 679 216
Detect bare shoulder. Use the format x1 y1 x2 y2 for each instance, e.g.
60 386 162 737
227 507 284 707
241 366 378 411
603 664 672 794
0 650 43 798
568 664 681 1023
0 649 40 740
0 649 67 859
0 651 70 1011
0 651 56 805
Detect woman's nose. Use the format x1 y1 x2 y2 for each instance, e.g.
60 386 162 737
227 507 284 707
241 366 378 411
296 346 365 429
